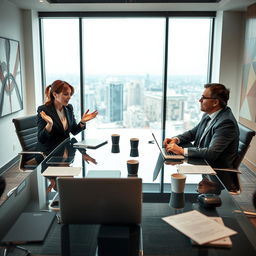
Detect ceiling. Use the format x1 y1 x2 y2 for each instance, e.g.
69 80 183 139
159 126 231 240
6 0 256 12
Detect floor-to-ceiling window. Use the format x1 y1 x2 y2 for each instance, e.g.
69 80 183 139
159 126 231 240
82 18 165 131
165 18 212 137
40 13 214 184
41 18 81 120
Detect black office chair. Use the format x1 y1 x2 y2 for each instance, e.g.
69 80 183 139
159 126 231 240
233 123 256 169
12 115 45 171
215 123 255 195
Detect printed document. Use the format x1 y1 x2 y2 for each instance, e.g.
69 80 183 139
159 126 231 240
162 210 237 245
191 217 233 247
177 165 216 175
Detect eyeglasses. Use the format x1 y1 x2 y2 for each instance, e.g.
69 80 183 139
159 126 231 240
200 95 217 100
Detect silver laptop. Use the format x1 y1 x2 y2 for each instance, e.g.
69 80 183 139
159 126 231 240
152 133 185 160
57 177 142 224
73 138 108 149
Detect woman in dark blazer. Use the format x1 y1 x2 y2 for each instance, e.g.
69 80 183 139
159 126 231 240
37 80 98 157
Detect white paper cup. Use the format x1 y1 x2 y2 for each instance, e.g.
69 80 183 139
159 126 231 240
171 173 186 193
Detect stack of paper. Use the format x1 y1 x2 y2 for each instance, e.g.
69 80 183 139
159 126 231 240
191 217 233 247
42 167 81 177
162 210 237 246
177 165 216 175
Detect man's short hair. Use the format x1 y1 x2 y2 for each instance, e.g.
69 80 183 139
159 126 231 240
204 83 230 108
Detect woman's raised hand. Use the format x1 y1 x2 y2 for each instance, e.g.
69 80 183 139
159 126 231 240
40 111 53 126
81 109 98 123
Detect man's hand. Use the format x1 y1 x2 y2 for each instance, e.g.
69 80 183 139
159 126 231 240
166 143 184 155
163 137 179 147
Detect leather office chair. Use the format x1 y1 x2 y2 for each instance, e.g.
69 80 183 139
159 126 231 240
12 115 45 171
234 123 256 169
216 123 255 195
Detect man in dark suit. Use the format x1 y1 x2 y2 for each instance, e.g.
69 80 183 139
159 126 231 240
164 83 239 168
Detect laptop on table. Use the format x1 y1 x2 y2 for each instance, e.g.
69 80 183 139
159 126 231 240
1 211 56 244
57 177 142 225
152 133 185 160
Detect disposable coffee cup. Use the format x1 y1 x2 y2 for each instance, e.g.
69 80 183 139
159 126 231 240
127 160 139 176
171 173 186 193
111 134 120 145
169 192 185 209
130 138 139 149
130 148 139 157
111 144 120 153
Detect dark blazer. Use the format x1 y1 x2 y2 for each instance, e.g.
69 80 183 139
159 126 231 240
37 103 85 155
177 107 239 168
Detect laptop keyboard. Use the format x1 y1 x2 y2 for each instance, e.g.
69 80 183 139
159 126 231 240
164 148 176 155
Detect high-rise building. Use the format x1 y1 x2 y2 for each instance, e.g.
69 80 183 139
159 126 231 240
127 81 143 107
107 81 123 122
144 90 186 122
84 89 96 111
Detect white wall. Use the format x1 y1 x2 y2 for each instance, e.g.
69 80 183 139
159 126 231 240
0 0 25 167
0 1 42 168
212 11 245 118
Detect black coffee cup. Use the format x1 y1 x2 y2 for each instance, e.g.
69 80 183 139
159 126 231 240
130 138 139 149
111 134 120 145
111 144 120 153
127 160 139 176
130 148 139 157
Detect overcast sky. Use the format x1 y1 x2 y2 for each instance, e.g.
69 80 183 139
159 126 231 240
43 17 211 76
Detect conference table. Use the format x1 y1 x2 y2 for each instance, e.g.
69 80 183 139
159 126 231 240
1 129 256 256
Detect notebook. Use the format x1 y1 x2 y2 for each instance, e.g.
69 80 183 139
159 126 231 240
1 211 56 244
152 133 185 160
73 139 108 149
57 177 142 224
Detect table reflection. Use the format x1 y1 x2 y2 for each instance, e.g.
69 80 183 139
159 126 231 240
61 224 141 256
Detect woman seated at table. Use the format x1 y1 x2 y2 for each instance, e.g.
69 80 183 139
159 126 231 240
36 80 98 161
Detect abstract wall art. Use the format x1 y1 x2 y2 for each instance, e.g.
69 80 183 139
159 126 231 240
0 37 23 118
240 5 256 122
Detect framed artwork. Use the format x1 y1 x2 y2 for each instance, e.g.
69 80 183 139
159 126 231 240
240 10 256 122
0 37 23 118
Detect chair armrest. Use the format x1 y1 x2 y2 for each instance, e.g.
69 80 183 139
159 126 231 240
213 168 241 174
19 151 45 157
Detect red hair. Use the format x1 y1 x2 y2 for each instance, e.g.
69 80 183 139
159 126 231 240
45 80 74 105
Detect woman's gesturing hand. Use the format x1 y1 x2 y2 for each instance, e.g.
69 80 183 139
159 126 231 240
81 109 98 123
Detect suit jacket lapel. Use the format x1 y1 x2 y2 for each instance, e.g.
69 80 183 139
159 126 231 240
199 108 226 145
48 104 64 132
63 106 71 131
194 116 209 146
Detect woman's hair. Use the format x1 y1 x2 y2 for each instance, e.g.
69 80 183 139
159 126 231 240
45 80 74 105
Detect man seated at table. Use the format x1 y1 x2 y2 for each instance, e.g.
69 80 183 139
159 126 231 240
163 83 239 168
